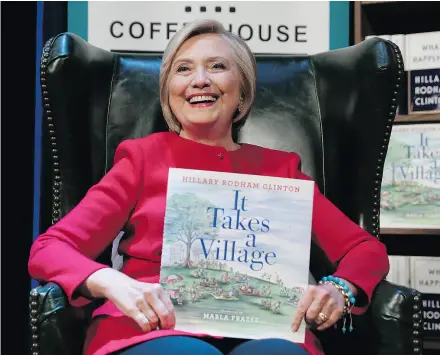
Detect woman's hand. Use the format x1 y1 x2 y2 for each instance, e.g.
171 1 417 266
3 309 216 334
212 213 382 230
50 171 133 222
84 268 176 332
291 283 345 332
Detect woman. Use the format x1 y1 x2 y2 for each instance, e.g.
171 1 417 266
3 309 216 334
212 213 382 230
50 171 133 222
28 19 389 355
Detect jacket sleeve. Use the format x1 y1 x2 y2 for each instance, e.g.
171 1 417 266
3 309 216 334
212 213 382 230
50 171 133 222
290 153 390 314
28 139 144 306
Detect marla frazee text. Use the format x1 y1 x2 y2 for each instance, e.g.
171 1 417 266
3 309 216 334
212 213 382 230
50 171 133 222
199 190 276 271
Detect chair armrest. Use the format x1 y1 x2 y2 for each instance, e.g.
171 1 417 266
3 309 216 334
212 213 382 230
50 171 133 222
370 280 423 355
29 282 91 355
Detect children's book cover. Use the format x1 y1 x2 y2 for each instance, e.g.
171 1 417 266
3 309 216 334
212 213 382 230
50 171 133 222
380 124 440 231
160 168 314 342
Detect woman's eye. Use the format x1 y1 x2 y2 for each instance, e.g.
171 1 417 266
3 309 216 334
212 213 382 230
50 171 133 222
211 62 226 70
177 66 189 73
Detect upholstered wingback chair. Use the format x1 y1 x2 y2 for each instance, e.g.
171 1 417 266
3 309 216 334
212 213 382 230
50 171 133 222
29 33 423 355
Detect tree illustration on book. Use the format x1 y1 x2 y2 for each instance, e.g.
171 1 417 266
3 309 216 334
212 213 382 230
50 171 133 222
163 192 219 268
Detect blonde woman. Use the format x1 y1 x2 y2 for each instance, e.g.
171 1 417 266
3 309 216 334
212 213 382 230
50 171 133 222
29 19 389 355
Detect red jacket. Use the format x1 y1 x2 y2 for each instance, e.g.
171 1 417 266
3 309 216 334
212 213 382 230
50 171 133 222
29 132 389 355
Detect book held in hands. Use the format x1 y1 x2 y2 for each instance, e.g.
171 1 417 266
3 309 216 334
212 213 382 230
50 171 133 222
159 168 314 342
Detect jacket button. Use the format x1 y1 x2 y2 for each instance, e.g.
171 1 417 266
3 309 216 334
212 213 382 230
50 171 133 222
217 153 224 160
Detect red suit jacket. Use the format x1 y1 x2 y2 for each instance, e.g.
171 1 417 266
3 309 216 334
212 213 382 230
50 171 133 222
29 132 389 355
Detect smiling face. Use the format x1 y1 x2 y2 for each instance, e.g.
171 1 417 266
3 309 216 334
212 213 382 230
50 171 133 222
168 33 242 136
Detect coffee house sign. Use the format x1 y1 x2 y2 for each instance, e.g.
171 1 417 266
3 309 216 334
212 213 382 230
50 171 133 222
81 1 336 55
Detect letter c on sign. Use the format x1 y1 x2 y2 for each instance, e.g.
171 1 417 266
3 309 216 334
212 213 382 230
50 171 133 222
110 21 123 38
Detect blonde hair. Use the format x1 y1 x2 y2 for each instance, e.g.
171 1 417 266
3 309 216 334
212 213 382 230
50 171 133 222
159 19 257 132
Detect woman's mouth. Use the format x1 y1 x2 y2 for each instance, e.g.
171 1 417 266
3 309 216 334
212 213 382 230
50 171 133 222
187 94 219 108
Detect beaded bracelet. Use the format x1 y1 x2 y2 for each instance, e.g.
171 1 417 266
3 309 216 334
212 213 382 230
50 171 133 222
319 275 356 333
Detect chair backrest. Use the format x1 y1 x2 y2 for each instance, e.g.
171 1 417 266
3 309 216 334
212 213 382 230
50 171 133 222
39 33 403 266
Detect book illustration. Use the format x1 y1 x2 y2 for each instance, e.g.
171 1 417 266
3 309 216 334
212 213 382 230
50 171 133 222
380 124 440 229
160 168 314 342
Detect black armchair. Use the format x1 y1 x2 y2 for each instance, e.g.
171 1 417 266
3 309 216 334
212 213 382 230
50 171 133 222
30 33 423 355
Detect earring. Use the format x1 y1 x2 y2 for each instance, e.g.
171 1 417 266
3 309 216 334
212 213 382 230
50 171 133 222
238 97 245 113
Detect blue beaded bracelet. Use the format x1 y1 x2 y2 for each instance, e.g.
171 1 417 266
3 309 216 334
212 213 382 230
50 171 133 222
319 275 356 333
320 276 356 305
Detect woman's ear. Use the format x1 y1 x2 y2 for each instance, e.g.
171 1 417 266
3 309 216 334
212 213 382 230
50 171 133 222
238 96 245 113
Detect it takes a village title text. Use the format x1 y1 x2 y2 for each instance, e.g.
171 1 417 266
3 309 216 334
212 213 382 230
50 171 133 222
201 189 274 272
182 175 301 272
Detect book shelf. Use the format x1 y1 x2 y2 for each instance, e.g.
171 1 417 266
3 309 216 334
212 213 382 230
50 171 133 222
354 1 440 43
353 2 440 353
395 113 440 123
355 1 440 123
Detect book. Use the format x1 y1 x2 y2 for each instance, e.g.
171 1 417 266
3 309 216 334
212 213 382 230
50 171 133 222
386 255 440 341
405 31 440 115
380 123 440 230
410 256 440 340
410 256 440 295
386 255 411 287
366 31 440 115
159 168 314 342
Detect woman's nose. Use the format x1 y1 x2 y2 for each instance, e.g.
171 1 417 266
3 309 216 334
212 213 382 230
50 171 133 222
191 68 211 88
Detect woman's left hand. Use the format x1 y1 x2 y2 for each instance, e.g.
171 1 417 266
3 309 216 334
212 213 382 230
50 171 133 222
291 283 345 332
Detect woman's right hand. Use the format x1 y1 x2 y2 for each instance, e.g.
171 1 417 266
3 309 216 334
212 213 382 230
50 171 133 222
84 268 176 332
